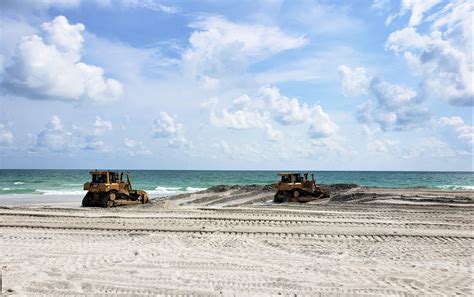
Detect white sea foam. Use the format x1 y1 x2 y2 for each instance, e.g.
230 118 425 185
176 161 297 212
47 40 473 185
185 187 207 192
3 188 11 191
148 186 207 197
35 189 87 196
14 182 25 185
147 186 182 196
31 185 207 197
436 185 474 190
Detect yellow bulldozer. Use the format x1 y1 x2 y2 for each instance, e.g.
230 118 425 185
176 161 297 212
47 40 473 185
274 172 330 203
82 170 149 208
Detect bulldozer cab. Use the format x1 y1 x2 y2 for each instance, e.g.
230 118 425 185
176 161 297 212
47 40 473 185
278 173 304 183
90 171 125 184
90 171 115 184
91 172 108 183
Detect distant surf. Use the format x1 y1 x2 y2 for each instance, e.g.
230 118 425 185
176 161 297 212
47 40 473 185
0 170 472 200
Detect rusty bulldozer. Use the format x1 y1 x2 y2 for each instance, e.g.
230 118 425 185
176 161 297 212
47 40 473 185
82 170 149 208
274 172 330 203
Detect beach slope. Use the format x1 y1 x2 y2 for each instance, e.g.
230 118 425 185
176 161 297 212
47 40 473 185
0 185 472 295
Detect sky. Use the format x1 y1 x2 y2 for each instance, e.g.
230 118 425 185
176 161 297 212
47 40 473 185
0 0 472 170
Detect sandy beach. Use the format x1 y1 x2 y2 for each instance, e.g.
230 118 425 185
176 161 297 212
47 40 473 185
1 185 473 295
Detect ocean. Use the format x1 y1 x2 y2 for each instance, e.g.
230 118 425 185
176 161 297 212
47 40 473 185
0 170 473 198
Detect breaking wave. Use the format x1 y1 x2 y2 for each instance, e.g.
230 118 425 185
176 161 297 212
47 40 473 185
435 185 474 190
35 189 87 196
148 186 207 196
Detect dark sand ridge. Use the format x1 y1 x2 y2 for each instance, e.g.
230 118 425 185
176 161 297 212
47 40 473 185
151 184 474 208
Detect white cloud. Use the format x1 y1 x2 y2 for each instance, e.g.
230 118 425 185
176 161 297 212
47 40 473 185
93 116 112 136
152 112 183 138
261 86 339 138
262 86 311 125
385 0 473 106
210 108 268 130
0 124 13 145
182 16 307 80
33 116 74 152
370 77 418 108
339 65 429 131
438 116 474 145
41 14 84 61
307 106 339 138
385 27 429 52
31 115 115 153
207 94 281 141
1 0 82 11
123 138 151 156
119 0 178 13
151 112 190 148
338 64 371 97
206 86 338 140
386 0 442 26
3 15 123 103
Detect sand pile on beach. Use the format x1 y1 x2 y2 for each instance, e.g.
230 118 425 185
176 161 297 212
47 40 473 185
0 185 472 295
150 183 474 208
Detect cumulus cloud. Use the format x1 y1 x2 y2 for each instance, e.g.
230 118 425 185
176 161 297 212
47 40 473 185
338 65 371 97
206 94 280 141
339 65 429 131
33 116 74 152
123 138 151 156
151 112 190 147
2 15 123 103
93 116 112 136
182 16 307 80
370 77 418 108
120 0 178 13
152 112 183 138
385 0 473 106
0 124 13 145
387 0 442 26
438 116 473 145
206 86 338 140
31 115 114 153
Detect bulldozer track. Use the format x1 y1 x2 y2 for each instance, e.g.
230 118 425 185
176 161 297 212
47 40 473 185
0 216 468 232
0 210 471 227
1 225 471 244
2 206 472 218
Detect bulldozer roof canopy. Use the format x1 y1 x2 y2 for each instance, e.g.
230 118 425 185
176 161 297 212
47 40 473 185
89 170 119 175
277 172 307 176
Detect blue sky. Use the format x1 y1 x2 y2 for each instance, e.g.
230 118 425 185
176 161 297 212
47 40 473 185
0 0 472 170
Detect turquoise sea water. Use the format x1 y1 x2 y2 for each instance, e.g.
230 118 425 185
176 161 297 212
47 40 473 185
0 170 473 197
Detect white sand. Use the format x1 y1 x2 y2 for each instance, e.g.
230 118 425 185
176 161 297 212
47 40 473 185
0 186 473 295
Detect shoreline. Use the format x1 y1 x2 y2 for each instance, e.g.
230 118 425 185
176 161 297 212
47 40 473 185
0 183 473 208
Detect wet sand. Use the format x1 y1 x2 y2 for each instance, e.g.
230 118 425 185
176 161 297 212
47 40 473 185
0 185 473 295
